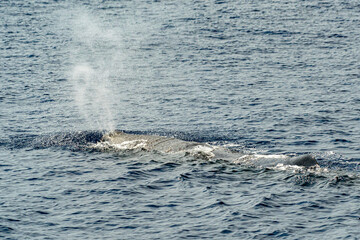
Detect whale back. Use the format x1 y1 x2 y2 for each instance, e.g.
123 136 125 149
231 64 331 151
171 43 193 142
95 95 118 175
102 131 206 153
101 131 319 167
285 154 318 167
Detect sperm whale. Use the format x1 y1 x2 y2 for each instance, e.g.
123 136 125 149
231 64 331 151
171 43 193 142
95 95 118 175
99 131 318 167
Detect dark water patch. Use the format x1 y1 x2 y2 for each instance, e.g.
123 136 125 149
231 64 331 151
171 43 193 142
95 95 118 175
33 131 104 149
332 138 352 143
148 162 182 172
43 169 86 178
317 153 360 172
0 164 12 167
221 229 232 234
2 218 20 223
0 224 14 233
7 131 104 151
327 175 359 187
293 174 317 187
290 140 319 146
145 203 178 209
118 189 145 196
254 198 282 209
41 196 57 200
118 167 159 183
206 200 229 209
25 177 44 181
35 210 49 215
140 183 164 191
7 134 39 150
178 172 192 181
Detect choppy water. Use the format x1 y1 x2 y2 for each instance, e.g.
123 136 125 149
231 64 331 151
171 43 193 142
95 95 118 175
1 0 360 239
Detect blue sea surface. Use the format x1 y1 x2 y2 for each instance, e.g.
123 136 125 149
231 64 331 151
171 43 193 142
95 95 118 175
1 0 360 239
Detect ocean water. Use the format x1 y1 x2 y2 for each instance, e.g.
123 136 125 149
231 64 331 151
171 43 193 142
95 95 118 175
1 0 360 239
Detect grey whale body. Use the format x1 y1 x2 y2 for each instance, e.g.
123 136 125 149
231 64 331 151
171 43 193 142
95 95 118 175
100 131 318 167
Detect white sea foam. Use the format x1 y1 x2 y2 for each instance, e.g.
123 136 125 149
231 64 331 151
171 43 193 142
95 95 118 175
185 145 217 159
233 154 288 164
92 139 148 151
